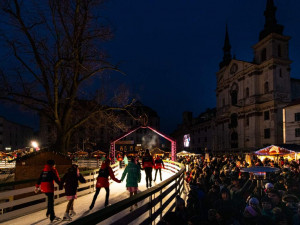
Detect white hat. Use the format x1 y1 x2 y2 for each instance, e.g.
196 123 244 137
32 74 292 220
265 183 274 189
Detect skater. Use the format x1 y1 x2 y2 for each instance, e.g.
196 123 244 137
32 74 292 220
35 159 61 223
117 153 123 168
89 158 121 210
124 154 128 167
142 149 154 188
121 157 141 211
59 164 86 220
153 155 164 182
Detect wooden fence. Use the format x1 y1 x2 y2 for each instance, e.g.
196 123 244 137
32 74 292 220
0 162 119 222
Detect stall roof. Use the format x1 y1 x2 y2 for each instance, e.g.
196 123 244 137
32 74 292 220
255 145 296 156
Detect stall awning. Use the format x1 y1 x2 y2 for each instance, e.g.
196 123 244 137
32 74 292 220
255 145 295 156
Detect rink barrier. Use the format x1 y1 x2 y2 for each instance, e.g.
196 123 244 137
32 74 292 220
68 160 185 225
0 161 119 222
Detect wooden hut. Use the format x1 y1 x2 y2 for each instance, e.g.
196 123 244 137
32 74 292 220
15 150 72 190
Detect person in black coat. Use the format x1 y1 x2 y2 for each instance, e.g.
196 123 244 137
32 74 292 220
59 164 86 220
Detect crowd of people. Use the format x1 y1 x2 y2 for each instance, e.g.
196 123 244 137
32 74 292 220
158 154 300 225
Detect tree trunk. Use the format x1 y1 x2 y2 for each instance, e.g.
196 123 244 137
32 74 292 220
54 131 70 154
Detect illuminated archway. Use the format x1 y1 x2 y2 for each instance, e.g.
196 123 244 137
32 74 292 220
110 126 176 163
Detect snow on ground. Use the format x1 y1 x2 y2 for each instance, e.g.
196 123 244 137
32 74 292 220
2 168 175 225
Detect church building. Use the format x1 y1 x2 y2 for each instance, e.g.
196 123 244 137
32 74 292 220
172 0 300 153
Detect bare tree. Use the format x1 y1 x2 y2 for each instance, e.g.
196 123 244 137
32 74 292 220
0 0 131 153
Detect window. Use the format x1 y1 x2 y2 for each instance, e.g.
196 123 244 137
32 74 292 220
246 88 249 98
264 82 269 94
295 113 300 121
231 132 238 148
295 128 300 137
264 111 270 120
261 48 267 62
264 128 270 139
246 116 249 126
230 113 238 128
231 90 238 105
223 99 225 107
279 68 282 78
278 44 282 57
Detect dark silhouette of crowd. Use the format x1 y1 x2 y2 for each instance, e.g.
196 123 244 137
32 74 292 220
158 154 300 225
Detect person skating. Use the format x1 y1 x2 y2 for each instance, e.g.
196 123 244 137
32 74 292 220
35 159 61 223
117 153 123 168
124 154 128 167
153 155 164 182
121 157 141 211
59 164 86 220
89 158 121 210
142 149 154 188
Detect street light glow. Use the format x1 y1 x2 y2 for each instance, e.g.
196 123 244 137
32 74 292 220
31 141 39 148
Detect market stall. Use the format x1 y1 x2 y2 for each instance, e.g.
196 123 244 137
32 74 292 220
255 145 297 162
150 148 166 158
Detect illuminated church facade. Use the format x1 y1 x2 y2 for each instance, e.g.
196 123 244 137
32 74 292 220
172 0 300 152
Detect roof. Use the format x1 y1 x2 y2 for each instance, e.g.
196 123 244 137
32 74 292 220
284 98 300 108
255 145 299 155
11 148 70 162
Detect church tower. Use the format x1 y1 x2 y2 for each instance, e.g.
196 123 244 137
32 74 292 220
215 0 291 152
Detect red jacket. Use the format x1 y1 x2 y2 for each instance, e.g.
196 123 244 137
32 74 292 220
154 157 164 169
142 155 154 168
36 165 60 193
96 161 120 188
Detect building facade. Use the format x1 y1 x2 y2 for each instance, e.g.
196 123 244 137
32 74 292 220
172 0 300 153
0 116 34 151
283 100 300 145
39 101 160 152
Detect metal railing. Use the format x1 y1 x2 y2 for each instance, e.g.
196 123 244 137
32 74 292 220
69 160 185 225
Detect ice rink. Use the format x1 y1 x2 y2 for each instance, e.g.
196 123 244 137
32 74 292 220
2 168 175 225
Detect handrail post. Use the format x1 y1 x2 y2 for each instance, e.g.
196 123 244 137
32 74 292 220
159 189 162 221
149 194 152 224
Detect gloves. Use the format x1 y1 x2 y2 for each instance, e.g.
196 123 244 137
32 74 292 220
34 187 40 194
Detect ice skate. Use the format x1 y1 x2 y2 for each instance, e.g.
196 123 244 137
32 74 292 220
69 210 76 217
50 216 61 223
63 213 72 221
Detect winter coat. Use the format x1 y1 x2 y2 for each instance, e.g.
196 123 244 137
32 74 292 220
123 156 128 165
154 157 164 169
142 155 154 168
60 167 86 196
117 154 123 162
121 161 141 187
36 165 60 193
96 161 120 188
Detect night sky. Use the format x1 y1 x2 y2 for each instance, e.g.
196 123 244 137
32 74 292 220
1 0 300 134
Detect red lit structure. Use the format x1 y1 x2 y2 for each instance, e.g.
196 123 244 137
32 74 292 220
110 126 176 163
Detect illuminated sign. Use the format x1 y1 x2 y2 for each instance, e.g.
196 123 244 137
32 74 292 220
183 134 190 147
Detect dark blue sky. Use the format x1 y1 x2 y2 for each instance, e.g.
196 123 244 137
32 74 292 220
1 0 300 134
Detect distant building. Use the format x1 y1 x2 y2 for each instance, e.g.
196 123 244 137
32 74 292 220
283 99 300 145
0 116 34 151
172 0 300 153
39 101 160 152
171 109 215 153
